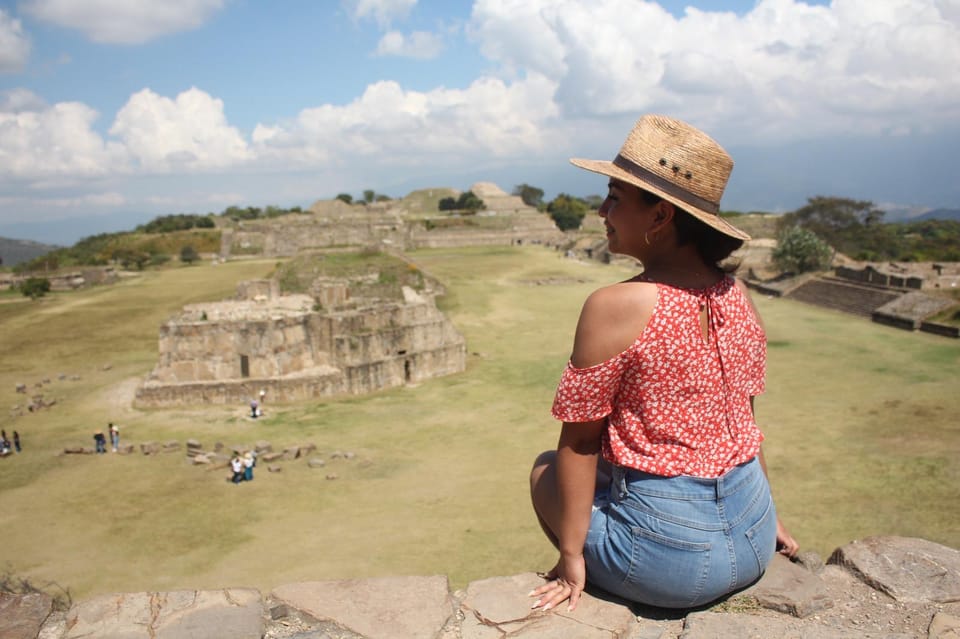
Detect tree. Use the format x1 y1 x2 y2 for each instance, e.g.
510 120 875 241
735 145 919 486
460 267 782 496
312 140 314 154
111 248 149 270
582 195 604 210
363 189 376 204
138 213 215 233
131 251 150 270
546 194 588 231
180 245 199 265
513 184 544 208
777 196 885 256
437 191 486 213
457 191 485 212
772 227 833 274
20 277 51 299
335 193 353 204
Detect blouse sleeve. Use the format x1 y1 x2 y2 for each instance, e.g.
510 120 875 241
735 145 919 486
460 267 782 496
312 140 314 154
743 339 766 396
551 356 626 423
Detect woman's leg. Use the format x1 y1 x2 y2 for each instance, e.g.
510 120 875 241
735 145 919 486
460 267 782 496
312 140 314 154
530 450 561 549
529 450 613 550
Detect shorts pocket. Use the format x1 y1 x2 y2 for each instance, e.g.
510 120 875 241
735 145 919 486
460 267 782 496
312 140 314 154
744 495 777 576
623 519 713 608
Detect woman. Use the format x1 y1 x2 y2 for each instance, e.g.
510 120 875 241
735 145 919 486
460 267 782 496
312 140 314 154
529 114 798 613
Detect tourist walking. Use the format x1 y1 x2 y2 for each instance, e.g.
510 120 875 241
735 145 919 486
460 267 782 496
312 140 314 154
109 423 120 452
13 430 20 453
529 114 798 612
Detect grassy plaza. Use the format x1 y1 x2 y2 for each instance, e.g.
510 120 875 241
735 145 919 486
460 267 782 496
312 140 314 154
0 245 957 600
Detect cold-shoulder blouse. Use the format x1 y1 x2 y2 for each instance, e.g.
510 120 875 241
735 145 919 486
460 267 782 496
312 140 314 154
551 276 766 478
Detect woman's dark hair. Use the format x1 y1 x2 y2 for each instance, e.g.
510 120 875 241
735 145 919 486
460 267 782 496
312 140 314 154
638 188 743 271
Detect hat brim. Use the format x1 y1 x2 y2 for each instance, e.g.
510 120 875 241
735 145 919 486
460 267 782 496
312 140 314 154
570 158 751 242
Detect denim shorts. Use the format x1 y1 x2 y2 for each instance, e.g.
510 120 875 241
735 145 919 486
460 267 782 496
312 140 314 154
583 456 777 608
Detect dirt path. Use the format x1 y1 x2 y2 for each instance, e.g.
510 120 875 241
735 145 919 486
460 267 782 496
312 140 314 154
96 376 143 417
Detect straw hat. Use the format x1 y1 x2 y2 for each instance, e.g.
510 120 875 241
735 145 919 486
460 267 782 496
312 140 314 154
570 114 749 241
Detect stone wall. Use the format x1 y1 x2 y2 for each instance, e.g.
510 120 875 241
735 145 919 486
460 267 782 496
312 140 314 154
0 266 118 292
6 536 959 639
835 262 960 292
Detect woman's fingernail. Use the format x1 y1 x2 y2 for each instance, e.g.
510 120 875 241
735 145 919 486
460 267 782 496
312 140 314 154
526 590 536 597
542 603 552 611
530 599 540 609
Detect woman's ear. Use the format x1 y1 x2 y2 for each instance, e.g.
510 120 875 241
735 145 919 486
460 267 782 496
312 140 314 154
651 200 676 233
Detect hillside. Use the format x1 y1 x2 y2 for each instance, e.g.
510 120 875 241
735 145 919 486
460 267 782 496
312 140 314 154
0 236 60 267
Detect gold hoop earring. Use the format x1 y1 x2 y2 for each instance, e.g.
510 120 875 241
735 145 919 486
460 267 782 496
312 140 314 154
644 232 651 246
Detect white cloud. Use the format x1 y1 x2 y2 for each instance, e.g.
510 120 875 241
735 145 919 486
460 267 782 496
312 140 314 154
21 0 225 44
253 73 561 170
0 88 46 112
143 191 242 207
36 192 126 208
468 0 960 141
0 86 250 182
0 9 30 72
375 30 444 58
0 100 125 178
110 87 252 171
344 0 416 28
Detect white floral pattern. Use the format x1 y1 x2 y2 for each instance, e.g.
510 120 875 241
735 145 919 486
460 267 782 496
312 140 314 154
551 276 766 478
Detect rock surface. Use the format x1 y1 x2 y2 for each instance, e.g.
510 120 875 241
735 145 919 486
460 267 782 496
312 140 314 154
829 536 960 604
4 536 959 639
63 589 263 639
0 591 52 639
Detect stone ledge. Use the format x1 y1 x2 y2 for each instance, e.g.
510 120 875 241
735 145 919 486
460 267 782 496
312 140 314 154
3 536 957 639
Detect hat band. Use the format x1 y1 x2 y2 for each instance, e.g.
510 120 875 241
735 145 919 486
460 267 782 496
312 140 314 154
612 154 720 215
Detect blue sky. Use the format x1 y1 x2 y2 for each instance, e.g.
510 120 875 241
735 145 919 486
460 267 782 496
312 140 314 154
1 0 958 245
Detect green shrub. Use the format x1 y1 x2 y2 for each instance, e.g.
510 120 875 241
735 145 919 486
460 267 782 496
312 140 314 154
20 277 51 299
773 227 833 273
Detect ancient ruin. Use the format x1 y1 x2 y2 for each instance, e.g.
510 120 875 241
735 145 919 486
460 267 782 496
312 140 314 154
744 259 960 338
135 258 466 407
135 182 568 407
218 182 564 258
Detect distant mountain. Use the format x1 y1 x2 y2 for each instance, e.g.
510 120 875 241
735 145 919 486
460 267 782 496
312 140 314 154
912 208 960 222
0 236 61 267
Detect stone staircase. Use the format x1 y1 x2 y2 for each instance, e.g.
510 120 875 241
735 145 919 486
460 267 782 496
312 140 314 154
785 276 903 318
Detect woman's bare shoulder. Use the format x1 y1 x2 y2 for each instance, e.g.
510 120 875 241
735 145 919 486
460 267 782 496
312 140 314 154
732 277 765 328
571 281 658 368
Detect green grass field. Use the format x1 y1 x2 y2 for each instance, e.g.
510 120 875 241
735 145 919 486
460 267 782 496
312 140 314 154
0 247 957 600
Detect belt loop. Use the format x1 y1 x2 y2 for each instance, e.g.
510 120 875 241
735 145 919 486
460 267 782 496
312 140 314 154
613 466 628 503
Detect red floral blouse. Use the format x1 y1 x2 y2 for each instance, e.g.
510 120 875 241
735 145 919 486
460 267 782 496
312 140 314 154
551 276 766 478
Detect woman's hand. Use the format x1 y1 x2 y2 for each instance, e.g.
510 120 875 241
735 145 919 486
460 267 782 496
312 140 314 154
776 517 799 558
529 554 587 612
